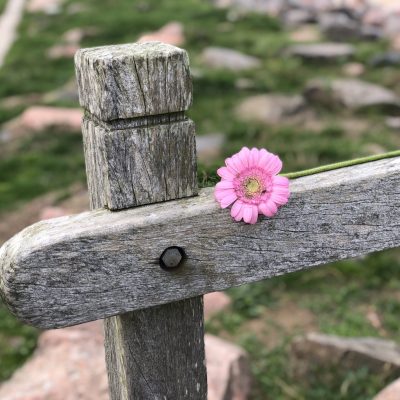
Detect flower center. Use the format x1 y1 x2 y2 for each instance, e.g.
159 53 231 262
244 177 263 198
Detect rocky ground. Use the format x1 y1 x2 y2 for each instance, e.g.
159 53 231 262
0 0 400 399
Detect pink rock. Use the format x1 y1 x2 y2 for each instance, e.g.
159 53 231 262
39 207 67 220
137 22 185 46
47 44 80 59
196 134 225 165
201 47 261 71
374 378 400 400
391 34 400 51
27 0 63 14
385 11 400 38
0 323 251 400
363 7 386 27
0 322 108 400
204 292 232 320
206 335 252 400
342 62 365 77
62 27 98 45
289 25 321 43
62 28 85 44
5 106 83 136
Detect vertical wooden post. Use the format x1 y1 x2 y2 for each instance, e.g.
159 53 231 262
75 42 207 399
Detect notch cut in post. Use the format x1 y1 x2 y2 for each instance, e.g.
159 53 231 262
75 41 197 211
75 42 207 400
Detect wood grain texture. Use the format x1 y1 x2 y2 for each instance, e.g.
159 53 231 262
76 41 206 399
1 157 399 329
75 42 192 121
105 297 207 400
82 117 198 210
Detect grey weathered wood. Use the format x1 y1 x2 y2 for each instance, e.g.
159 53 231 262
77 42 197 210
76 42 206 399
1 157 399 329
74 42 192 121
82 117 197 210
105 297 206 399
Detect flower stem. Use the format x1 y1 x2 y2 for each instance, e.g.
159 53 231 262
281 150 400 179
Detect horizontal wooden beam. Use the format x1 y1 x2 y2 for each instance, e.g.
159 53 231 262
1 158 399 329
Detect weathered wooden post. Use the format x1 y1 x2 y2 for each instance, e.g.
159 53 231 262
74 42 207 399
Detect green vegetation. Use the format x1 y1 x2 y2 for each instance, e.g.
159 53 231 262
207 250 400 400
0 0 399 397
0 132 85 211
0 0 7 15
0 306 37 381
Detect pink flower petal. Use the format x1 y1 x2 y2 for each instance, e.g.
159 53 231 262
250 205 258 224
215 147 289 224
216 180 234 190
258 150 272 168
234 204 245 222
273 175 289 187
225 157 239 173
238 147 251 168
249 148 259 167
220 192 238 208
214 188 235 202
259 200 278 217
268 155 283 175
232 153 245 170
231 200 243 219
243 205 254 223
217 166 236 180
273 186 290 196
270 192 289 205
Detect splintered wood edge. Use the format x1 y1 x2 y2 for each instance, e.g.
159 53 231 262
1 157 400 328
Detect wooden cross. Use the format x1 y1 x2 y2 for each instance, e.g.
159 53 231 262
1 42 400 400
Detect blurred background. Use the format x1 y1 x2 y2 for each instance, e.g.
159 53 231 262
0 0 400 399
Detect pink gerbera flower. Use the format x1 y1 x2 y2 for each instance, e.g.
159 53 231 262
214 147 290 224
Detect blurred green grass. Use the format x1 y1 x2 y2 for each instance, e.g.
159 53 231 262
0 0 7 14
0 0 400 397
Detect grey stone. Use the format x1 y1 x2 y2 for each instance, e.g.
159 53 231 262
43 79 79 103
235 78 255 90
370 52 400 67
196 133 225 164
236 94 309 124
304 78 400 110
319 12 360 41
213 0 285 16
385 14 400 38
288 0 333 11
361 25 384 40
291 332 400 378
201 47 261 71
283 9 316 27
386 117 400 130
287 42 355 61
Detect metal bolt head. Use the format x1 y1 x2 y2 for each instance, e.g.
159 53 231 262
160 246 185 269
